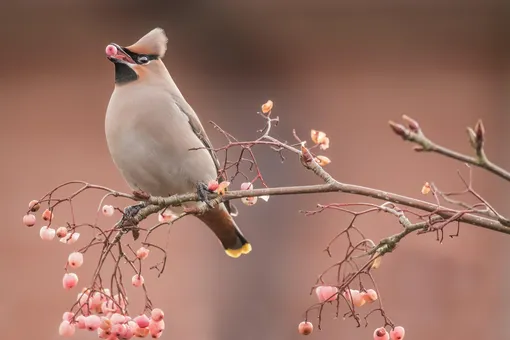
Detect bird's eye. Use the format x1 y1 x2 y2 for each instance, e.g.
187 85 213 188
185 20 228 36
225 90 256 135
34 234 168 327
137 56 149 64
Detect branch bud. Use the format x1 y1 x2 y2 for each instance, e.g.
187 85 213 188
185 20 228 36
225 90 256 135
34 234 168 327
388 121 408 139
402 114 420 133
474 119 485 149
466 127 478 150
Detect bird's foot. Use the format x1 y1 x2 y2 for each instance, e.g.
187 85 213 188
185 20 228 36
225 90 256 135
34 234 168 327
196 182 214 209
119 202 146 240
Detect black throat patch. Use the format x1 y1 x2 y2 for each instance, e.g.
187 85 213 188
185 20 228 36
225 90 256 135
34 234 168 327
114 63 138 84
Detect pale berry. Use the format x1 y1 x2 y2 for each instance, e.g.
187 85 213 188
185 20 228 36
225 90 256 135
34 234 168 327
23 214 36 227
240 182 253 190
85 315 101 331
29 200 40 212
68 252 84 268
241 196 258 206
56 227 68 238
298 321 313 335
136 247 150 260
59 320 75 337
134 327 149 338
102 205 115 217
60 232 80 244
134 314 150 329
40 226 56 241
110 313 125 325
100 316 112 330
390 326 405 340
124 321 136 339
315 285 338 303
111 323 126 337
62 273 78 290
101 300 116 314
62 311 75 322
90 292 105 309
149 320 165 338
343 289 365 307
363 289 378 303
97 328 111 339
374 327 390 340
76 315 87 329
150 308 164 322
42 208 53 221
158 210 176 223
132 274 144 287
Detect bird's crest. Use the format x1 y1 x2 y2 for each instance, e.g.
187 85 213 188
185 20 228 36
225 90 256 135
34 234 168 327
126 28 168 58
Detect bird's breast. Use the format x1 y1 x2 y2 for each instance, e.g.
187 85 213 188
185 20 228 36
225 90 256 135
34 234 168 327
105 85 217 197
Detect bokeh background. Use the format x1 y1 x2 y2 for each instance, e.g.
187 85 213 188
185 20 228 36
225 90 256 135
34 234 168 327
2 1 510 339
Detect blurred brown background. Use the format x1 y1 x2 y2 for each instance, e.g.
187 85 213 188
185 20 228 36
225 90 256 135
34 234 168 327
2 0 510 339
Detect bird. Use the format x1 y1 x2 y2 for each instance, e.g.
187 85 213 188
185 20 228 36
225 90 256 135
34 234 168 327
104 28 251 258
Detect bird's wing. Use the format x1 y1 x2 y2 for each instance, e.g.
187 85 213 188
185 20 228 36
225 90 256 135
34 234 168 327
173 95 238 216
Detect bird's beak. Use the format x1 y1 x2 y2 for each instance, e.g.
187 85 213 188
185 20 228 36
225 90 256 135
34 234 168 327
105 43 136 64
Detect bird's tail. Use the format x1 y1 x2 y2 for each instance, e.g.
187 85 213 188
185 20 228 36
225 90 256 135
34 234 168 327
197 203 252 258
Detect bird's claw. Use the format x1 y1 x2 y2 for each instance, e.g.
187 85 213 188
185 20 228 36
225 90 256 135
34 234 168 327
119 202 146 240
197 182 214 208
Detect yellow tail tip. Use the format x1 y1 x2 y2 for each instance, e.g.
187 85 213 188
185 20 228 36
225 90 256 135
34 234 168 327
225 243 252 258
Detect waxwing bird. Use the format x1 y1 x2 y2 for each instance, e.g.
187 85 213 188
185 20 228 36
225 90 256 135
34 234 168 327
104 28 251 258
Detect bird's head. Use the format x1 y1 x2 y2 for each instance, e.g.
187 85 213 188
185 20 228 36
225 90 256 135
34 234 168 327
105 28 168 85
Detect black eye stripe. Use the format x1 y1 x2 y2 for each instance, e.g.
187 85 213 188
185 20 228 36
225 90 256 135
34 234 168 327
121 47 159 64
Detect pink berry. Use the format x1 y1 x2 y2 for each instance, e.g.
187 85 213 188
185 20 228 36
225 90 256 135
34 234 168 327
62 273 78 290
76 315 87 329
111 323 126 337
42 208 53 221
59 320 76 337
240 182 253 190
105 44 118 57
28 200 40 212
56 227 68 238
134 315 150 329
132 274 144 287
343 289 365 307
62 311 75 322
23 214 36 227
97 328 111 339
298 321 313 335
124 321 136 339
150 308 164 322
102 205 115 217
149 319 165 338
241 196 258 206
99 316 112 330
68 252 84 268
363 289 378 303
135 327 149 338
315 285 338 303
110 313 125 325
85 315 101 331
390 326 405 340
207 180 219 191
136 247 150 260
39 226 56 241
374 327 390 340
60 232 80 244
157 209 176 223
90 292 105 309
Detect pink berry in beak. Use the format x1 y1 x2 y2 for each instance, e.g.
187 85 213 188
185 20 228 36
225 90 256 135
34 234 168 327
105 44 118 57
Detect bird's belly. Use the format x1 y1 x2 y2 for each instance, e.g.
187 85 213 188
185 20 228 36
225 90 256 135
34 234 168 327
105 93 217 197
